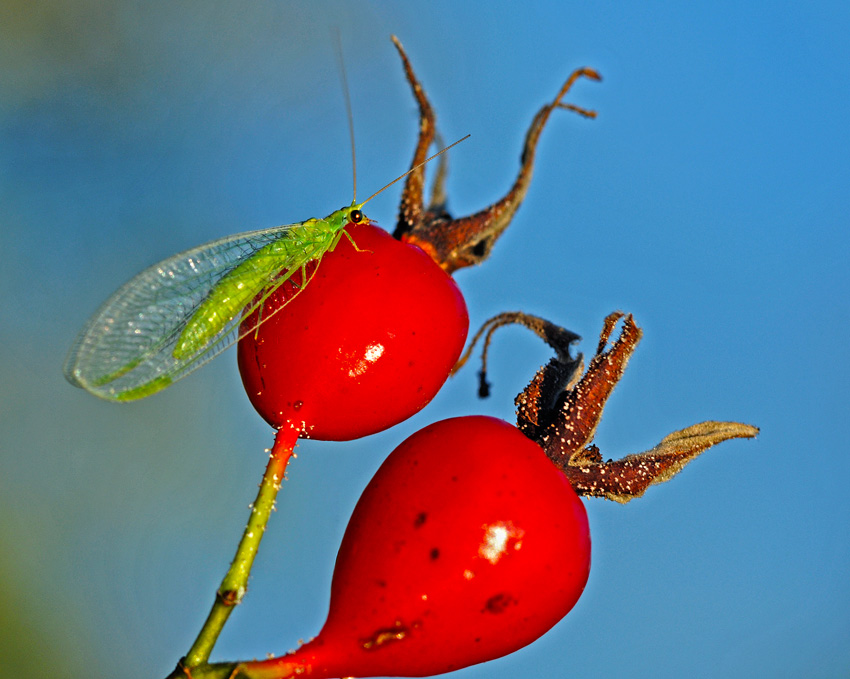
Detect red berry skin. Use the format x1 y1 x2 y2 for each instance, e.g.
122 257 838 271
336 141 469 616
237 223 469 441
245 416 590 679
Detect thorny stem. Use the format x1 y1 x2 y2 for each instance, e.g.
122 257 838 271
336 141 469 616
180 425 300 670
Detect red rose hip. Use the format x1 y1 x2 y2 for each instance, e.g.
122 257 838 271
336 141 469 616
237 223 469 440
241 416 591 679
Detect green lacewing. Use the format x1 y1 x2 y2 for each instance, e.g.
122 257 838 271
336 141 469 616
63 65 467 403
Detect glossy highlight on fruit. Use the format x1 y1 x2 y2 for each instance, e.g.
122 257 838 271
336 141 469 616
242 416 590 679
237 223 469 441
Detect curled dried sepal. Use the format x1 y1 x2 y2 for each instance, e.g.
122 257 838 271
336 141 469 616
452 311 582 400
513 312 758 501
528 311 640 460
561 421 760 503
391 35 600 273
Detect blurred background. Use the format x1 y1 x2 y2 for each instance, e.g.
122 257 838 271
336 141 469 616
2 2 848 678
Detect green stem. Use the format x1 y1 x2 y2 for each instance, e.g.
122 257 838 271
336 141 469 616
167 659 299 679
182 425 300 668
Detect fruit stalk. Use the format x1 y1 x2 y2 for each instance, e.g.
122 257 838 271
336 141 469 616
181 425 300 669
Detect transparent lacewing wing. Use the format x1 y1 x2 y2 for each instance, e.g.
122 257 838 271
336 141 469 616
63 207 363 402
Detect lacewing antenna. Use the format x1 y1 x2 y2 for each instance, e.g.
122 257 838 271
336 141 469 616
361 135 470 207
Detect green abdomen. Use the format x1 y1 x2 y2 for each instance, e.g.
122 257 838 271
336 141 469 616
173 223 333 360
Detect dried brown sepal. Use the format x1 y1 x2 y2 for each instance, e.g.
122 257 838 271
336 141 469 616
511 312 759 501
515 356 584 442
533 311 642 462
452 311 582 401
390 35 437 236
569 443 603 467
560 421 760 503
390 35 600 274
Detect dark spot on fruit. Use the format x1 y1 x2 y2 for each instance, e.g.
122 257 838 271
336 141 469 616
483 592 516 614
361 621 409 650
375 579 387 588
430 548 440 560
414 512 427 528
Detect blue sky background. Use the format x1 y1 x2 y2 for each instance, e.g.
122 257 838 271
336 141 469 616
2 2 848 678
